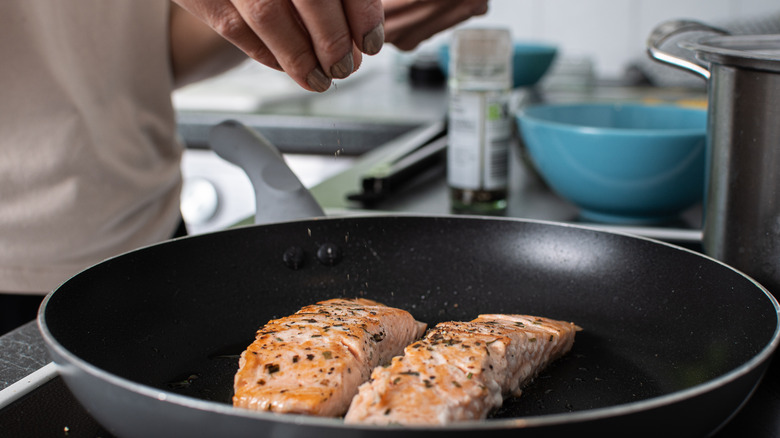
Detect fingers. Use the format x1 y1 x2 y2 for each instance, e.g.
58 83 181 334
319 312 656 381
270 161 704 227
175 1 282 70
292 0 385 77
231 0 334 91
290 0 353 79
342 0 386 55
172 0 384 92
384 0 490 51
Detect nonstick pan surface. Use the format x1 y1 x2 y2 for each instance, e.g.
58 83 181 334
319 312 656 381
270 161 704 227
39 215 780 437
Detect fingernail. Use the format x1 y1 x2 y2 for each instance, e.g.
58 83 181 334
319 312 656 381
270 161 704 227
330 52 354 79
306 67 331 92
363 24 384 55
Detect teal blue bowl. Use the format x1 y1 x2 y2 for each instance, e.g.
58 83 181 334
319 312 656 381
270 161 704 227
516 103 707 224
438 42 558 88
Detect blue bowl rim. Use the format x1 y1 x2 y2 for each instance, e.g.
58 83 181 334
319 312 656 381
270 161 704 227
508 42 558 54
517 102 707 136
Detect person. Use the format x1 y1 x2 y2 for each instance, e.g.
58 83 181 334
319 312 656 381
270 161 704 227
0 0 489 335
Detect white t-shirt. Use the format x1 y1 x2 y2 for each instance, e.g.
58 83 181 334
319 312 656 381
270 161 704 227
0 1 183 293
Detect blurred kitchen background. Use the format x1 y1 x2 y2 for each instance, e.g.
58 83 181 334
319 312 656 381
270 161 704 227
453 0 779 80
176 0 780 235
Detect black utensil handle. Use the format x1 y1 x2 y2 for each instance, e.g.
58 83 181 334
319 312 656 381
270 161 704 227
348 136 447 203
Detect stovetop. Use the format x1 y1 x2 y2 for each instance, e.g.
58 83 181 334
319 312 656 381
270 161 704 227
1 122 777 438
1 366 112 437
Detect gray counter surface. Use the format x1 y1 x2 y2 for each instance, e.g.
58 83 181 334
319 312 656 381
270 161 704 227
0 322 48 391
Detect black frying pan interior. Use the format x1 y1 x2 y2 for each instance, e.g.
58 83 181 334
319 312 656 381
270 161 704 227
42 216 778 422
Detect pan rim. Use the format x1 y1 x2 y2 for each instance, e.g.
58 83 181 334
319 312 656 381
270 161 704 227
38 215 780 431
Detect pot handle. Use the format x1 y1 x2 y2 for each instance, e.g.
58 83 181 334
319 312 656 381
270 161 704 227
209 120 326 225
646 19 729 80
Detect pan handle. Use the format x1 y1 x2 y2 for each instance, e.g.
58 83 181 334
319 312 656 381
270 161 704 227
646 19 729 80
209 120 325 225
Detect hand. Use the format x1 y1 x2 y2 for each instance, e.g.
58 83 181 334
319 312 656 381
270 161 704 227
172 0 385 92
382 0 490 51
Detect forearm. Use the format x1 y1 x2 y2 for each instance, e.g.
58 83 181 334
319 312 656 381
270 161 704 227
169 2 247 88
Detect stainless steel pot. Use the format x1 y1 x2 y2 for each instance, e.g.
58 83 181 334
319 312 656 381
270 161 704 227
648 20 780 297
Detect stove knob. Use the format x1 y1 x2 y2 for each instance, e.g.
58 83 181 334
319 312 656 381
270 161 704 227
180 177 219 226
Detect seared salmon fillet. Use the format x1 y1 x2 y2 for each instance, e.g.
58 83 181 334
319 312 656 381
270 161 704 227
344 314 580 425
233 298 427 416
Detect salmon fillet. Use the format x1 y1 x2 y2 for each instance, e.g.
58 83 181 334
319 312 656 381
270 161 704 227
233 298 427 416
344 314 581 425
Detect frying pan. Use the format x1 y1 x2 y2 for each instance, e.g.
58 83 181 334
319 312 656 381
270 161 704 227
38 122 779 437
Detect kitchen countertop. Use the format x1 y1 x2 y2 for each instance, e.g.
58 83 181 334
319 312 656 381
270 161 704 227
1 67 778 436
0 322 48 390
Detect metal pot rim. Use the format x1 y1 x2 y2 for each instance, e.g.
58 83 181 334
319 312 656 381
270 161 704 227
681 34 780 72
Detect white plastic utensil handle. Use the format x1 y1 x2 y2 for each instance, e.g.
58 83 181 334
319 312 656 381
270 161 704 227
0 362 59 409
209 120 326 225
